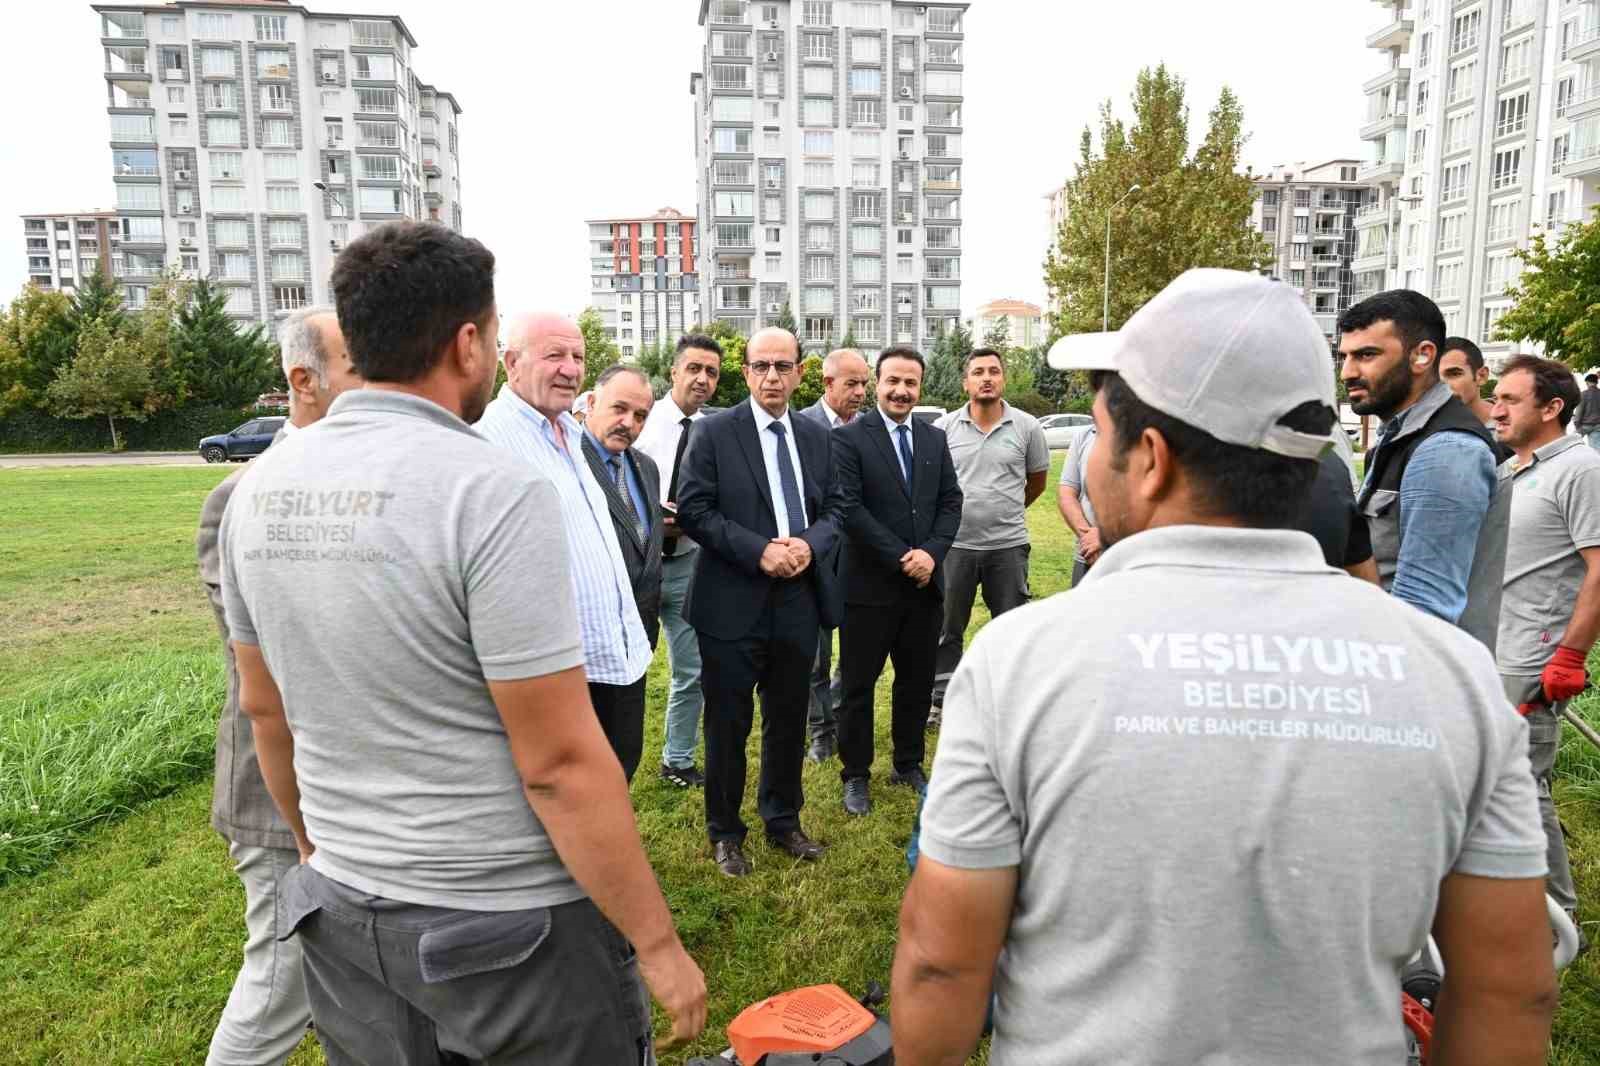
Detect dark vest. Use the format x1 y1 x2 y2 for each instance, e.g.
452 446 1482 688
1358 384 1509 653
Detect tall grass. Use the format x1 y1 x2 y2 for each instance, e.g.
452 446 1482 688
0 651 222 881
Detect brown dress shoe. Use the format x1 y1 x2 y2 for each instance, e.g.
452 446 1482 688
765 827 826 861
713 839 751 877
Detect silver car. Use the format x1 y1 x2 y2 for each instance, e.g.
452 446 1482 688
1040 413 1094 450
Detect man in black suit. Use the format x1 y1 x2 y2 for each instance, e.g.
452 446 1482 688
677 327 843 876
580 365 664 781
833 347 963 816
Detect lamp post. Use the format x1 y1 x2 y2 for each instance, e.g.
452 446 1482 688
1103 184 1141 332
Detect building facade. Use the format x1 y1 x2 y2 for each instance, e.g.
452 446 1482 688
1358 0 1600 367
587 208 702 359
1251 160 1368 342
691 0 969 357
21 211 124 294
93 0 462 330
975 297 1042 348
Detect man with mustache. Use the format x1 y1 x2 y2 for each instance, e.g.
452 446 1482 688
1337 291 1509 650
579 365 663 782
477 312 653 779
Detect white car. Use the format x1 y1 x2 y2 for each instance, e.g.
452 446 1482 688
1040 412 1094 450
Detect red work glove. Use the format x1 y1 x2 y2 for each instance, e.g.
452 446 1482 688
1541 646 1590 704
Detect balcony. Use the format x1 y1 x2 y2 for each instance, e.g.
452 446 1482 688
1362 66 1410 94
1352 249 1390 273
1564 140 1600 178
1313 253 1344 265
1566 83 1600 121
101 13 146 42
1367 17 1414 51
1360 110 1408 140
105 47 150 79
1358 159 1404 184
1567 25 1600 63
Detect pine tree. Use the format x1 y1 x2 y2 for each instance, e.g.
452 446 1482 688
0 286 76 415
175 279 279 409
772 300 800 344
923 319 972 409
840 325 859 350
66 269 127 336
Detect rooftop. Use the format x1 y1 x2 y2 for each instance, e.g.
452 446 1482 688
977 299 1043 317
1255 159 1367 184
90 1 420 47
587 207 697 224
21 209 120 220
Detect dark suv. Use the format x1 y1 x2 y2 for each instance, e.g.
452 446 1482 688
199 417 286 463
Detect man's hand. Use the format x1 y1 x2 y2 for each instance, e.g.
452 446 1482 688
901 548 935 584
1078 527 1103 564
761 540 799 578
297 840 316 864
638 940 708 1051
1542 646 1588 703
781 536 813 575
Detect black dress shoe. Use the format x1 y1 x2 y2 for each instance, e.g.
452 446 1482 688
889 766 928 792
842 777 871 816
713 839 751 877
765 828 827 860
808 733 837 763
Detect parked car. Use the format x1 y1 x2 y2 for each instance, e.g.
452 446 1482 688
1039 412 1094 450
199 417 286 463
910 405 946 425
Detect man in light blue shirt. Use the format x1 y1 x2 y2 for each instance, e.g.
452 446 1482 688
476 312 653 777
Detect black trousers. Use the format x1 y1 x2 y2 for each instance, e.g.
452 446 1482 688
837 592 941 782
589 677 647 784
698 579 820 844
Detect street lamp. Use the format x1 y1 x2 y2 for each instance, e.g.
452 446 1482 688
1104 184 1141 332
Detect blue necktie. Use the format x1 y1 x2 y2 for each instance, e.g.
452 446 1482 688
766 421 807 535
896 424 913 486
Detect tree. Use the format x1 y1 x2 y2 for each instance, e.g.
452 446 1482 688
634 335 677 397
793 355 825 409
772 300 800 346
839 325 859 350
174 279 280 409
578 306 622 390
1043 67 1271 337
1496 207 1600 368
65 269 127 337
982 314 1012 352
923 318 972 409
46 317 156 449
0 286 75 415
693 320 750 407
128 270 193 408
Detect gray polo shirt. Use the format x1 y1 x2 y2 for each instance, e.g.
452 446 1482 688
1058 426 1097 561
220 390 588 912
922 524 1544 1066
1497 434 1600 675
936 401 1050 550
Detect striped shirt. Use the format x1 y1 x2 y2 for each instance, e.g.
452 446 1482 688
475 384 650 685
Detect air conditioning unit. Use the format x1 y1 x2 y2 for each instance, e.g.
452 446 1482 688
322 71 336 83
917 5 927 13
766 179 780 189
221 170 234 178
767 18 780 28
767 301 784 313
176 169 190 180
180 204 193 215
899 151 910 160
180 237 194 247
765 51 780 61
329 239 341 250
899 86 913 98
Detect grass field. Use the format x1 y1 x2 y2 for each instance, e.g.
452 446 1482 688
0 459 1598 1064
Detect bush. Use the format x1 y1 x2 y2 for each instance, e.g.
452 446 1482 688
1005 389 1056 417
0 404 256 453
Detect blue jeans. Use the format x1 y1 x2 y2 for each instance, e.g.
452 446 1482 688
1587 430 1600 454
659 553 704 769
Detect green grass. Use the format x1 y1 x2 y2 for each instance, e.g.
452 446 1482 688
0 460 1598 1064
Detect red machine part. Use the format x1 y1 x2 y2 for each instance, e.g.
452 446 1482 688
728 984 878 1064
1401 991 1434 1065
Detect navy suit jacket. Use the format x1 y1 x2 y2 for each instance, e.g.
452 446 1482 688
677 400 844 640
832 408 964 606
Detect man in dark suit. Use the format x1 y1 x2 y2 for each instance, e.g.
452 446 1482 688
677 327 844 876
580 364 664 780
833 347 963 816
794 348 871 763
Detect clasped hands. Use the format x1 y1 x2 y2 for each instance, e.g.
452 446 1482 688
900 548 934 588
760 537 814 578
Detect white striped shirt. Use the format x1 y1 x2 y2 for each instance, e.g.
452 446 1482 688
475 385 650 685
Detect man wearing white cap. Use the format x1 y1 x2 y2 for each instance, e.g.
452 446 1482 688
891 270 1554 1066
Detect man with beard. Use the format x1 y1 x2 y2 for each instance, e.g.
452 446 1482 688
931 349 1049 724
477 311 654 782
221 221 705 1060
579 364 663 781
1337 291 1509 650
892 269 1553 1066
832 348 963 815
1492 354 1600 941
635 334 723 789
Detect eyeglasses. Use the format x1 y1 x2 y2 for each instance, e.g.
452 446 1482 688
746 361 797 377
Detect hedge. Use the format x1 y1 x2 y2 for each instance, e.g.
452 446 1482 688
0 405 260 454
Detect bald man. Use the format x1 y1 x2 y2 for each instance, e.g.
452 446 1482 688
793 348 870 762
476 312 653 780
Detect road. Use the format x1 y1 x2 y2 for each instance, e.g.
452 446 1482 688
0 451 211 469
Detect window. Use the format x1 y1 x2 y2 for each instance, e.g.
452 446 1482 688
259 185 297 212
358 121 399 147
925 70 962 96
1486 199 1519 242
850 68 881 94
803 66 832 93
927 133 961 158
261 84 290 112
925 225 959 249
261 119 293 147
714 127 754 153
167 86 185 104
761 70 780 95
1262 215 1278 233
807 255 836 280
1405 222 1420 257
223 288 253 315
1447 60 1477 103
713 64 752 91
263 153 297 181
713 96 754 122
324 120 344 146
220 252 251 279
764 100 781 121
806 223 834 250
205 82 237 111
1417 32 1433 69
1500 37 1532 84
1435 260 1462 300
927 40 961 63
1450 8 1480 54
201 48 235 77
804 285 833 311
207 151 242 182
803 98 833 125
850 131 881 159
927 101 961 127
852 256 881 283
805 192 835 219
197 13 232 38
111 114 156 141
1491 147 1522 190
853 98 882 125
926 195 959 220
1548 189 1568 227
764 129 783 153
161 16 180 36
897 227 913 245
765 251 783 272
851 160 880 187
1414 80 1429 115
206 117 241 145
1557 78 1576 117
924 285 959 310
804 159 835 185
357 153 399 180
803 33 836 60
716 223 753 245
1288 269 1307 288
847 1 883 27
849 191 880 220
255 14 287 41
352 54 396 81
359 186 404 214
1437 211 1466 252
274 285 308 312
714 191 755 216
804 129 835 154
271 252 305 280
1482 304 1508 339
1495 92 1528 137
850 35 881 64
852 224 881 251
326 189 348 217
1440 162 1470 202
712 31 750 58
716 159 754 184
803 1 833 26
355 89 397 113
255 49 290 79
1293 215 1309 235
350 19 396 47
1443 111 1472 153
1410 128 1427 165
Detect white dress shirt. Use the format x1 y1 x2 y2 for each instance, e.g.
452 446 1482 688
749 398 809 538
820 397 848 429
634 391 703 506
881 405 914 478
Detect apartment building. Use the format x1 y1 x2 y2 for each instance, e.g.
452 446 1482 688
1358 0 1600 367
1251 160 1368 342
975 297 1042 347
93 0 463 329
21 211 124 294
691 0 969 356
586 208 702 359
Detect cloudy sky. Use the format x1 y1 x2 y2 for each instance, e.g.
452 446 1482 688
0 0 1382 322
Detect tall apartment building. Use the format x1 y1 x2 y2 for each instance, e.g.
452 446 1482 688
1358 0 1600 367
21 211 123 293
691 0 969 356
586 208 702 359
975 297 1042 347
1251 160 1368 342
92 0 462 327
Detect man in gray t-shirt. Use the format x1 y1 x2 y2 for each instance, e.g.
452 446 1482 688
222 222 704 1062
1055 424 1098 585
892 270 1553 1066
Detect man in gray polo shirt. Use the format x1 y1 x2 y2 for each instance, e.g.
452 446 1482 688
1056 424 1099 586
1493 353 1600 934
931 348 1050 714
221 222 704 1063
892 270 1553 1066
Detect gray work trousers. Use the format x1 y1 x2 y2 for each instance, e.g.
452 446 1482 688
207 841 311 1065
1501 675 1579 915
807 627 843 741
933 544 1031 705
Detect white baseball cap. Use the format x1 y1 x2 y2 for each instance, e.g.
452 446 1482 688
1046 269 1337 461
